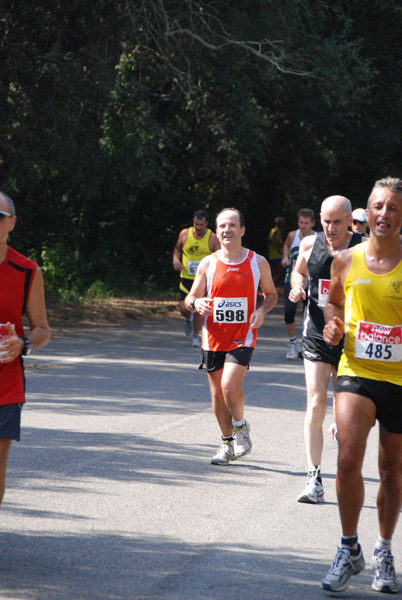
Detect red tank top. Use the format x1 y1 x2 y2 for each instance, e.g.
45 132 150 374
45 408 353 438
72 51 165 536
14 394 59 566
0 247 38 405
202 250 261 352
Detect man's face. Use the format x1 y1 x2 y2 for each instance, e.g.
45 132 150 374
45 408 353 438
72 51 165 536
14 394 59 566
351 217 368 234
320 204 351 248
368 189 402 239
0 196 16 245
298 216 315 236
193 217 208 237
216 210 245 247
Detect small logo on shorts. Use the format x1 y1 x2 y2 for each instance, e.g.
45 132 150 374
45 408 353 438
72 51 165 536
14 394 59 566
340 379 350 386
304 351 318 359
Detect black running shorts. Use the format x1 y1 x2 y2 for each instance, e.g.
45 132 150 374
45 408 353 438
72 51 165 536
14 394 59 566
336 375 402 434
200 347 254 373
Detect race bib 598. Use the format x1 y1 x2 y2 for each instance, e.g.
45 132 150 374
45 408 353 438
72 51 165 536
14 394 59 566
355 321 402 362
213 297 248 323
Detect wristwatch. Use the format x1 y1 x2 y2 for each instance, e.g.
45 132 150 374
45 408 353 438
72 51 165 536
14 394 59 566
190 298 196 310
19 335 34 356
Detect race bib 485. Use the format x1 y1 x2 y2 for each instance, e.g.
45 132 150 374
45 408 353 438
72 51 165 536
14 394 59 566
355 321 402 362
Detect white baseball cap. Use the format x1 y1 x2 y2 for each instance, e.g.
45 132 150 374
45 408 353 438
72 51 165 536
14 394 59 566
352 208 366 222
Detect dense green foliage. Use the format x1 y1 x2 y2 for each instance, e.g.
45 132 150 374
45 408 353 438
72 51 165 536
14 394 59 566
1 1 402 298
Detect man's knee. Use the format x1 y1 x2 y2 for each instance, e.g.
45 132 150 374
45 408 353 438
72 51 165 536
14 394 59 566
306 393 327 421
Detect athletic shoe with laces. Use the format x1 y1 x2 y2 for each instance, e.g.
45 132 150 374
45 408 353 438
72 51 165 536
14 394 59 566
184 319 193 336
210 440 237 465
286 341 301 360
192 334 201 348
233 420 252 457
322 545 365 592
328 422 339 445
371 550 399 593
297 470 324 503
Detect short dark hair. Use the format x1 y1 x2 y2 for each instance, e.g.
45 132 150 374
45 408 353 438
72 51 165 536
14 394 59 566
216 207 245 228
193 210 209 221
297 208 315 220
372 176 402 196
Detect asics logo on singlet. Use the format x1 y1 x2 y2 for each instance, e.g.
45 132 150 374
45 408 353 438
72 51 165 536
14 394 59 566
217 299 242 308
227 267 239 272
353 278 371 285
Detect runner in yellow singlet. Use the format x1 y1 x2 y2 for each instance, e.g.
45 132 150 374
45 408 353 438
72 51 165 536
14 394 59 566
172 210 220 347
321 176 402 594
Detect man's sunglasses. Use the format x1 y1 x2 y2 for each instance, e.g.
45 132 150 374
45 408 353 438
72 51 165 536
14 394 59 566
353 219 364 225
0 211 12 220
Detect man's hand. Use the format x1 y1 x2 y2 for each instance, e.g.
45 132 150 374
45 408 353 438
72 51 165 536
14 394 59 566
173 259 183 271
289 285 306 303
194 297 213 316
0 322 24 363
323 316 345 346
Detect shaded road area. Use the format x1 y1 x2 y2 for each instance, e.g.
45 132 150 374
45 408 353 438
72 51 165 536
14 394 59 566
1 302 399 599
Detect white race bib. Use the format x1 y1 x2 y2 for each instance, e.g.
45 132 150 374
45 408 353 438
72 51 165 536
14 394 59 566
187 260 200 275
213 297 248 324
355 321 402 362
318 278 330 308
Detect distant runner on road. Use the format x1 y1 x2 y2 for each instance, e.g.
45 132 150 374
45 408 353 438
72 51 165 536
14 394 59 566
185 208 277 465
172 210 220 348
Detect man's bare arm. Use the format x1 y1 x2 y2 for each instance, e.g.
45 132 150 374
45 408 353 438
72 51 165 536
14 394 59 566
184 256 213 316
289 235 315 302
209 231 221 252
172 228 188 271
323 250 353 345
249 255 278 329
281 230 295 268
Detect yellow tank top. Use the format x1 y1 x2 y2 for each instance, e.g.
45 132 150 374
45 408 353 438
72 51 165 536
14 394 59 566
338 243 402 384
180 227 212 281
268 227 283 261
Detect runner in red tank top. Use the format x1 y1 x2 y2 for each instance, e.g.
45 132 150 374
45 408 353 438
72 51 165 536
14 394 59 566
0 191 50 506
185 208 277 465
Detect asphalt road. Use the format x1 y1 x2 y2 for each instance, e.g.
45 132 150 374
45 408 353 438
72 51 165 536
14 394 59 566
1 301 400 599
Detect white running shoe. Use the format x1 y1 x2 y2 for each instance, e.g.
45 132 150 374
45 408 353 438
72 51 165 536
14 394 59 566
297 470 324 504
286 341 301 360
184 319 193 336
328 422 338 445
322 545 365 592
233 420 252 457
192 334 201 348
210 440 237 465
371 550 399 593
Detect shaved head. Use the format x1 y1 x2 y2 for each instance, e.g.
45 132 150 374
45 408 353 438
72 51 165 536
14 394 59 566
321 195 352 216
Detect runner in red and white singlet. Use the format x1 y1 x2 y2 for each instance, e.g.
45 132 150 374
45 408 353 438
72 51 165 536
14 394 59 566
185 208 277 466
0 191 50 506
202 249 260 352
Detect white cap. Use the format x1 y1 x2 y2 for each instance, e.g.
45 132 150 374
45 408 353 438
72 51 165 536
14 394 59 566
352 208 366 222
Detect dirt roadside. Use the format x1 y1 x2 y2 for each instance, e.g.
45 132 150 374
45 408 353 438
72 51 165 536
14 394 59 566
45 297 180 332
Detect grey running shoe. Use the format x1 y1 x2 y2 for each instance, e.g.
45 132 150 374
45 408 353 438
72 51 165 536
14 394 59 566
297 471 324 504
328 422 339 445
371 550 399 594
233 420 252 457
286 341 301 360
192 334 201 348
184 319 193 336
210 441 237 465
322 545 365 592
